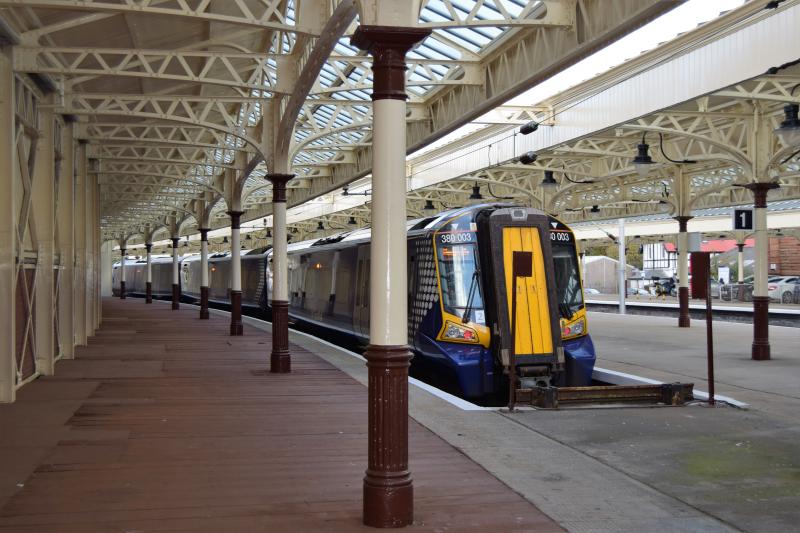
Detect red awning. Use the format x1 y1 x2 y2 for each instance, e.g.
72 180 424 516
663 238 754 253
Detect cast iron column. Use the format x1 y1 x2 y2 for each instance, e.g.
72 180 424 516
617 218 626 314
351 25 430 529
737 243 745 283
145 243 152 303
675 216 693 327
171 237 180 310
228 211 244 335
119 248 126 299
266 174 293 373
199 228 210 319
744 182 778 360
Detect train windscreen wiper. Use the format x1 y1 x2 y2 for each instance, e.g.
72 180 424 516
462 269 480 324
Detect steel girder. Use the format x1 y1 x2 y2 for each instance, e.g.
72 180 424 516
0 0 316 34
272 68 800 235
1 0 684 238
14 47 279 91
279 0 680 211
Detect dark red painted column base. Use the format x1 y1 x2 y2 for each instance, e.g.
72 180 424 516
200 286 209 319
752 296 770 360
678 287 690 327
120 281 126 299
230 290 243 336
172 284 180 310
363 344 413 528
270 300 290 373
145 282 152 303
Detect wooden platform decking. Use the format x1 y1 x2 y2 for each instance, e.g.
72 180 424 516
0 298 562 532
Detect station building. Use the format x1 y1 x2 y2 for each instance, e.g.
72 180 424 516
1 1 799 531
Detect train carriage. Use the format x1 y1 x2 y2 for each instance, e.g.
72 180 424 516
111 255 177 298
111 204 596 401
183 249 270 310
269 203 596 400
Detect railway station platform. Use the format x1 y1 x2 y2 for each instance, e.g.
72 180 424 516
5 298 799 532
0 298 559 532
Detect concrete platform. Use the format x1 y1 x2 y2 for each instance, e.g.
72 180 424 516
0 298 560 532
501 312 800 532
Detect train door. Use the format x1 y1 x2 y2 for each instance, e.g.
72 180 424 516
476 207 563 386
354 244 370 339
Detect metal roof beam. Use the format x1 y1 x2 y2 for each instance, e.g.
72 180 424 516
14 47 277 91
0 0 317 35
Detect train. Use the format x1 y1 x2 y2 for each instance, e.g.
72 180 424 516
112 204 596 400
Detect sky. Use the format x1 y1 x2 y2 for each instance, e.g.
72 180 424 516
411 0 748 158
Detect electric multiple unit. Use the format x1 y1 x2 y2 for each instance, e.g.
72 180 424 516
111 204 596 400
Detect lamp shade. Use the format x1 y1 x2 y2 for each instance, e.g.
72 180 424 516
519 151 537 165
469 184 483 201
541 170 558 190
520 121 538 135
775 104 800 147
632 143 655 177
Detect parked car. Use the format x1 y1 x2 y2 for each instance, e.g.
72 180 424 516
709 279 721 299
721 283 753 302
769 277 800 303
626 287 649 296
687 278 721 299
723 276 789 302
583 287 600 295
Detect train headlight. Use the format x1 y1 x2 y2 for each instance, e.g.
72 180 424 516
561 317 585 338
442 321 480 343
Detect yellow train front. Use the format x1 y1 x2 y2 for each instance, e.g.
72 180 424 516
410 204 595 399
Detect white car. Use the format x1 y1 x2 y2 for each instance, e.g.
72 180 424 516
767 276 800 304
626 287 650 296
583 287 600 295
768 277 799 303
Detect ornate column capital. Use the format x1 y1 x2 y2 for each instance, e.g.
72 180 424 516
351 26 431 101
266 174 295 203
226 210 244 229
674 215 694 233
743 182 779 208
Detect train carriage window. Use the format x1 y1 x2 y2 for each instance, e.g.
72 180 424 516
436 240 485 324
551 237 584 319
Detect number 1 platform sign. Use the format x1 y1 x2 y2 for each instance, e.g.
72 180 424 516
732 208 754 231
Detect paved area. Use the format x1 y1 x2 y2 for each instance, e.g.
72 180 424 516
588 312 800 421
0 298 560 532
289 323 739 532
502 313 800 533
297 310 799 533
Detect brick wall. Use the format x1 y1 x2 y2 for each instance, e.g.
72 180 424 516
768 237 800 275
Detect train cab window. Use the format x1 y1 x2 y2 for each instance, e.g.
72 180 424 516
436 239 485 325
551 238 584 319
